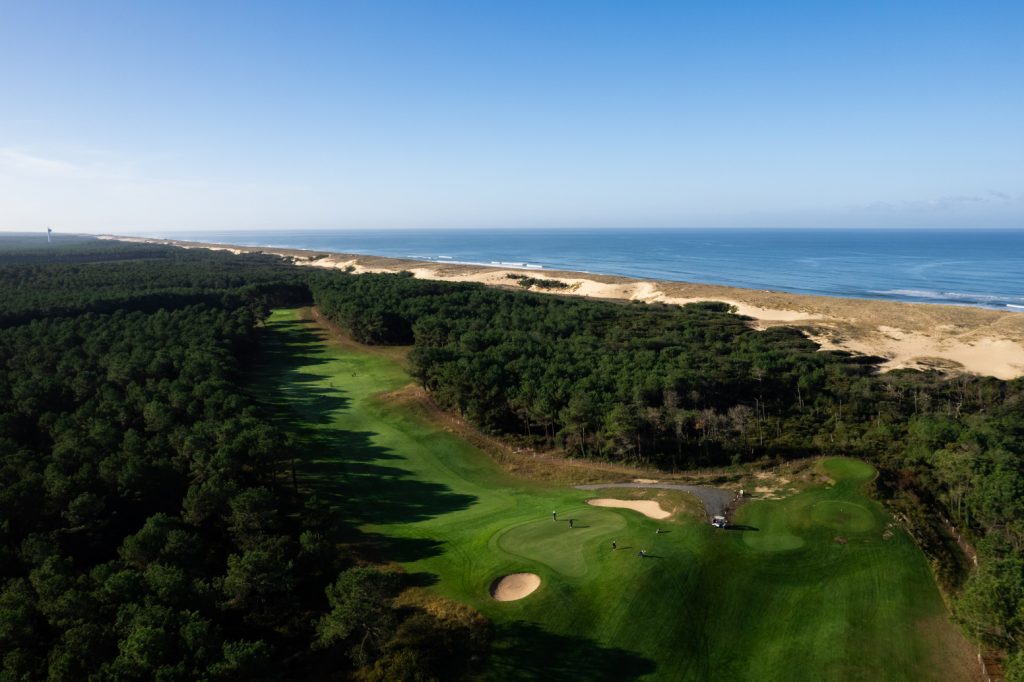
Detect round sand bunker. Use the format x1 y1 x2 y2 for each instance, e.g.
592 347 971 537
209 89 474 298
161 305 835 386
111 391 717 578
490 573 541 601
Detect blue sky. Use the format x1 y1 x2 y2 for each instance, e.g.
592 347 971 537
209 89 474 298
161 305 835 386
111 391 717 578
1 1 1021 232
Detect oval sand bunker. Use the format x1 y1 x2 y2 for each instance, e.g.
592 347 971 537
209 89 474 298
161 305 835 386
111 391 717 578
490 573 541 601
587 498 671 520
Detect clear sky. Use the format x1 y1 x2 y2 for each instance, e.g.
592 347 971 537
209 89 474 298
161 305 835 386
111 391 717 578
1 1 1021 232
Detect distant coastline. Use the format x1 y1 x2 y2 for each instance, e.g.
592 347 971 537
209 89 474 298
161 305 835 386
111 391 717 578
121 227 1024 311
98 234 1024 380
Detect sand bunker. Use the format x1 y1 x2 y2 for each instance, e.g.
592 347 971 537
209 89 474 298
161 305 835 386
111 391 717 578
490 573 541 601
586 498 671 519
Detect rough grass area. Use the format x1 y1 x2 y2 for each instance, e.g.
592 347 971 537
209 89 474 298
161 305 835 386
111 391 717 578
253 308 979 681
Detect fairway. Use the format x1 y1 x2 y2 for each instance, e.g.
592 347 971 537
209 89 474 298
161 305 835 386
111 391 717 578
255 308 978 681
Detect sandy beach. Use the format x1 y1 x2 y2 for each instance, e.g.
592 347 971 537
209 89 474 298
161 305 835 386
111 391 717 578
100 235 1024 379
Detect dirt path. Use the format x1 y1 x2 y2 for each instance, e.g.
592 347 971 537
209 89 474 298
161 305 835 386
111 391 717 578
575 482 735 519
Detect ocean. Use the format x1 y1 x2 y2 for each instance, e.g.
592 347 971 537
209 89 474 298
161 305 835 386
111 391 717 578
142 228 1024 311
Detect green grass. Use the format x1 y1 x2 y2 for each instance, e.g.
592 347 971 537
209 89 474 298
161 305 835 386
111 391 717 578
254 309 976 681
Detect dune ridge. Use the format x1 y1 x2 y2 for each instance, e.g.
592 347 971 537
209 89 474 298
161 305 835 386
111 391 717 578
99 235 1024 379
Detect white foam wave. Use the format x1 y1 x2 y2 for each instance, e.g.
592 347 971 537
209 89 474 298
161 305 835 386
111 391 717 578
490 261 544 269
871 289 1006 303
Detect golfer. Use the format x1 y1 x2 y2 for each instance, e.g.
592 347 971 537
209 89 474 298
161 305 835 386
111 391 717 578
552 511 557 521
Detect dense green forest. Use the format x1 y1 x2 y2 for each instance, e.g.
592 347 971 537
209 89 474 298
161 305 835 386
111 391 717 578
3 237 1024 678
311 271 1024 673
0 242 487 681
0 240 308 327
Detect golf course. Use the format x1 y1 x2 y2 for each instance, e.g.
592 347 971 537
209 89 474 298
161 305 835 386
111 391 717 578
256 308 979 681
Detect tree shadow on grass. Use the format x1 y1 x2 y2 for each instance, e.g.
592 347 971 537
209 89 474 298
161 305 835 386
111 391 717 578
484 622 656 681
402 572 440 588
254 318 353 425
250 313 476 562
296 426 476 527
353 530 449 564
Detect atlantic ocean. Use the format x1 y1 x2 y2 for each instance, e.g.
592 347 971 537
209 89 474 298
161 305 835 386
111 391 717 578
139 228 1024 311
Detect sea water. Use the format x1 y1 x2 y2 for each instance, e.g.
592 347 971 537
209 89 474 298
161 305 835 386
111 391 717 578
142 228 1024 310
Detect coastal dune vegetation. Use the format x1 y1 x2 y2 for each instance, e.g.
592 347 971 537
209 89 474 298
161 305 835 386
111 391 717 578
1 236 1022 679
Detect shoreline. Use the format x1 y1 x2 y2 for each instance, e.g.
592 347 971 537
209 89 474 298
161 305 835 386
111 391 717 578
98 234 1024 379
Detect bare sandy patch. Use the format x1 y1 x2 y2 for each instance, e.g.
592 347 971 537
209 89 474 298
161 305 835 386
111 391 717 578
633 478 659 484
748 469 796 500
490 573 541 601
567 280 816 322
753 486 785 500
307 258 392 275
587 498 671 519
808 327 1024 380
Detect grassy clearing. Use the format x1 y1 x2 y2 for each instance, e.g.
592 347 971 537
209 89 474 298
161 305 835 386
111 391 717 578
253 308 978 681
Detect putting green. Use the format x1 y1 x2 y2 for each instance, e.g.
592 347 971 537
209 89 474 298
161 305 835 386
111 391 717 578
497 514 625 578
254 309 978 681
